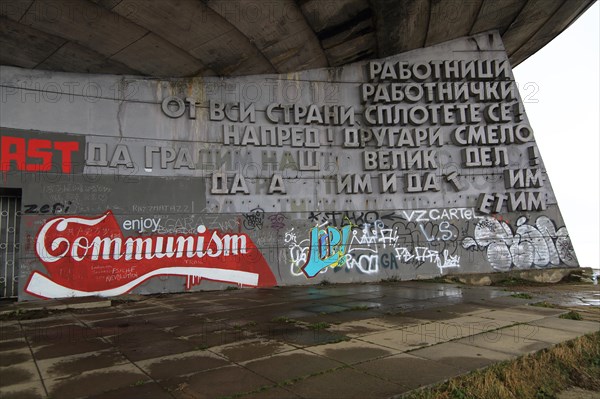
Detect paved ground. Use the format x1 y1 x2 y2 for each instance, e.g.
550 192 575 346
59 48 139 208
1 281 598 399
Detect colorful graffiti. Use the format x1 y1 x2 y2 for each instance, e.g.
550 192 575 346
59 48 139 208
462 216 578 271
300 224 352 277
26 211 276 299
286 218 463 278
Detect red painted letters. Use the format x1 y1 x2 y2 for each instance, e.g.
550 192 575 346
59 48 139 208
26 211 277 299
0 135 79 173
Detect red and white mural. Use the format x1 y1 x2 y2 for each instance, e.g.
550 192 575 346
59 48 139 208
25 211 277 299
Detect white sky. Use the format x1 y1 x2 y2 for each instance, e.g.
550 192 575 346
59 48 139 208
512 2 599 270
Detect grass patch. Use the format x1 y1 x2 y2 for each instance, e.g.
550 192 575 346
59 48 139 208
271 316 298 324
233 321 257 330
326 335 351 344
348 305 371 311
402 332 600 399
510 293 533 299
492 277 545 287
531 301 560 309
559 311 583 320
226 285 240 291
307 322 331 331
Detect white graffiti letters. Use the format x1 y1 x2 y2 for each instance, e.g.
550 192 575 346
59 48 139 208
462 216 577 271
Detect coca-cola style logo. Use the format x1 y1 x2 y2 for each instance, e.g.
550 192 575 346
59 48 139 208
25 211 277 299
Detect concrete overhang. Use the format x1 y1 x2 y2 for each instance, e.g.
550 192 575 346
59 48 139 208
0 0 595 77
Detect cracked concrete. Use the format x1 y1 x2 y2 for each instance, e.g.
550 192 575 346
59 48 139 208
1 281 598 398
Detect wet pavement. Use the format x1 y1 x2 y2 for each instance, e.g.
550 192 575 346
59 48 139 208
1 281 598 399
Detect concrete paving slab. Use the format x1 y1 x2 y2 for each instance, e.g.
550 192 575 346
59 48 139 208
478 309 548 323
439 315 515 332
354 352 462 390
328 319 395 337
420 321 486 341
0 361 40 388
304 338 398 364
241 349 344 383
57 297 112 310
512 305 568 317
237 386 303 398
144 312 203 328
402 308 465 321
392 287 455 301
73 309 128 322
169 317 230 337
303 304 349 314
0 338 30 352
525 326 591 344
210 338 296 362
36 348 130 380
285 367 403 398
556 387 600 399
255 324 348 347
164 364 274 399
355 329 415 352
0 281 596 399
32 337 114 360
25 324 100 345
362 316 424 330
1 320 22 328
0 321 24 341
479 296 538 308
454 325 552 355
440 303 491 315
358 322 467 351
88 315 150 330
0 297 110 315
0 348 32 367
136 349 230 380
19 315 83 329
0 379 46 399
182 329 256 350
109 329 197 361
528 317 600 334
45 363 149 399
84 381 173 399
409 341 515 371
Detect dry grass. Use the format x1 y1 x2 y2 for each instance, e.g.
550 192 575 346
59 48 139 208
404 332 600 399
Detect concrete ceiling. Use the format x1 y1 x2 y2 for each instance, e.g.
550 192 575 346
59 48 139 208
0 0 595 77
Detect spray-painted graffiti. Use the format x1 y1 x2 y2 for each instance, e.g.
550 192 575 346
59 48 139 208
300 224 352 277
285 217 463 278
26 211 276 299
394 247 460 272
23 201 73 214
284 228 310 277
268 213 287 231
243 207 264 230
462 216 578 271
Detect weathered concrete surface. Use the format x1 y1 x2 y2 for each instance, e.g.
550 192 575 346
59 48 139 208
0 0 594 76
557 387 600 399
0 297 112 317
0 31 580 302
451 267 589 286
1 281 598 398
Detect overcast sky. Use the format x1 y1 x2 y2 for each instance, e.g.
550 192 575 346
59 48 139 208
512 2 599 270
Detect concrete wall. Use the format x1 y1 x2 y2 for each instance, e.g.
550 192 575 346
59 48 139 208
0 32 578 301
